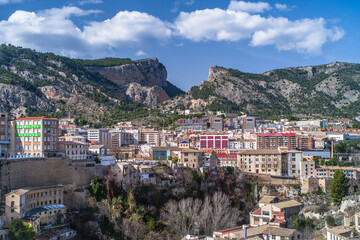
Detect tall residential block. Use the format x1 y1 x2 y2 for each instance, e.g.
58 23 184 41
87 129 112 148
242 115 258 131
10 117 59 158
256 133 297 150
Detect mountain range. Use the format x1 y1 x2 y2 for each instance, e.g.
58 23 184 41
164 62 360 119
0 44 360 125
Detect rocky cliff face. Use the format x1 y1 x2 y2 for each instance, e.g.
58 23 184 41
0 83 53 116
125 83 169 106
85 58 167 88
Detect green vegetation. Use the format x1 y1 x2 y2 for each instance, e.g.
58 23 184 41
190 169 204 185
8 218 35 240
352 121 360 129
152 112 205 128
172 156 178 164
326 216 336 227
191 85 217 100
25 106 67 119
334 141 360 153
226 166 235 175
356 184 360 195
74 117 89 127
94 157 101 164
313 186 325 195
73 57 133 67
228 68 269 82
313 157 319 167
330 170 349 205
207 99 244 114
291 215 314 231
88 178 107 201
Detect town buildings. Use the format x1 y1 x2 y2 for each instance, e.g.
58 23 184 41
249 197 303 227
213 224 302 239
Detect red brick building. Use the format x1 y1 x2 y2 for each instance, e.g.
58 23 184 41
256 133 296 150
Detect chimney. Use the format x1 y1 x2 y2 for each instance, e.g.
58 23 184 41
243 225 248 239
344 215 351 227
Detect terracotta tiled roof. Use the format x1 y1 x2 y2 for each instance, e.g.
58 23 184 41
13 117 57 121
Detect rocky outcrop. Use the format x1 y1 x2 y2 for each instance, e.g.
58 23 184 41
85 58 167 88
126 83 169 106
0 83 54 116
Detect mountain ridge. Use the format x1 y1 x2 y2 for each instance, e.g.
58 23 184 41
163 61 360 118
1 44 360 123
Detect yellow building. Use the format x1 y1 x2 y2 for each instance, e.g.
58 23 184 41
238 149 287 176
179 148 203 169
5 185 64 224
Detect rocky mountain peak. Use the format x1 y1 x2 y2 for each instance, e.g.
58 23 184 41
85 57 167 89
208 66 227 82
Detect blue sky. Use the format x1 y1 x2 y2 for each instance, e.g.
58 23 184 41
0 0 359 91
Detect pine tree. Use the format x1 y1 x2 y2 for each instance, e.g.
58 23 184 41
330 170 349 205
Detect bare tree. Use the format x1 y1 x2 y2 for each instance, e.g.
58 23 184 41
160 197 202 238
121 218 146 240
200 192 241 235
161 192 241 238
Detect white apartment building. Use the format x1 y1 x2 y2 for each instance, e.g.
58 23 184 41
229 139 256 150
87 129 112 148
111 129 139 147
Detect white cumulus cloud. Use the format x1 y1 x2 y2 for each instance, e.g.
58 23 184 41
174 9 266 42
275 3 287 10
0 0 21 5
78 0 103 5
83 11 172 47
135 50 147 56
228 1 271 13
173 8 345 54
0 2 345 57
0 7 172 58
250 17 345 54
